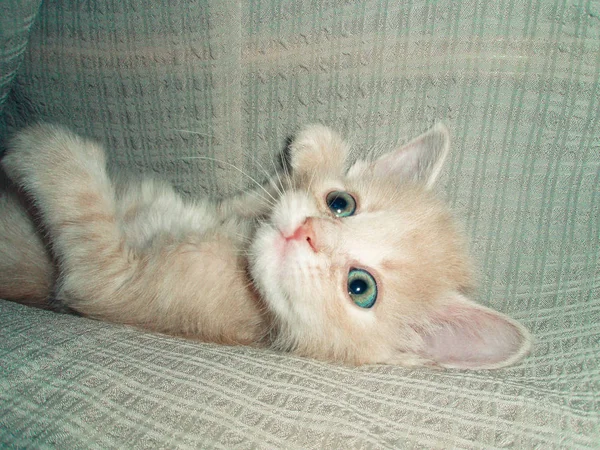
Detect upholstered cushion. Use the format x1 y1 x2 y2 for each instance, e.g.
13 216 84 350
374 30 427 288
1 0 599 447
2 300 598 448
0 0 42 138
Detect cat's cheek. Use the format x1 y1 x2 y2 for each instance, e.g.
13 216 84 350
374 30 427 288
249 229 280 285
269 232 287 260
345 302 378 325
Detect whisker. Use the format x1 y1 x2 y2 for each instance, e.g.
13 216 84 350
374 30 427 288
283 155 293 190
252 157 284 198
181 156 278 204
232 233 253 243
170 128 214 138
305 165 318 193
242 188 277 209
270 160 286 197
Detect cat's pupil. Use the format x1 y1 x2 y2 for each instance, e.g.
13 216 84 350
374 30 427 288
330 196 347 214
349 279 367 295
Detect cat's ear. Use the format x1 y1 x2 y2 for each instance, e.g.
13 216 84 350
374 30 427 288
412 293 532 369
289 124 349 180
372 123 450 189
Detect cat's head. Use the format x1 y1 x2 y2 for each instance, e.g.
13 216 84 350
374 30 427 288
250 124 531 369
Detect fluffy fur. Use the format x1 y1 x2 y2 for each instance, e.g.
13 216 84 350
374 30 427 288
0 123 531 368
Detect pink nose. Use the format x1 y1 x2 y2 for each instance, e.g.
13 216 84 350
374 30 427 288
285 218 318 252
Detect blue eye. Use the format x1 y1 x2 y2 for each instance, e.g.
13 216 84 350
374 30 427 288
347 268 377 308
326 191 356 217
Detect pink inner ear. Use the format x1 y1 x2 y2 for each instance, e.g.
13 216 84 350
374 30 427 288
372 123 449 188
418 302 529 369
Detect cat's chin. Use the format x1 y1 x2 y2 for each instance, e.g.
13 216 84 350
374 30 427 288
250 212 328 327
249 224 295 306
261 228 319 281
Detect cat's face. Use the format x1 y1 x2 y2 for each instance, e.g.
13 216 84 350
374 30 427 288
250 125 531 369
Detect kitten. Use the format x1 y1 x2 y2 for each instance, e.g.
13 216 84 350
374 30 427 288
0 123 531 368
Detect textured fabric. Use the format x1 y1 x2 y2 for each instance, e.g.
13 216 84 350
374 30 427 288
0 0 42 137
0 0 41 109
1 0 599 448
1 300 598 449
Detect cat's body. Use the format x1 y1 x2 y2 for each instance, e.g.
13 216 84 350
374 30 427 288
1 127 267 345
0 123 531 368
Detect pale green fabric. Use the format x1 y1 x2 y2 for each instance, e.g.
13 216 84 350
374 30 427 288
1 0 599 448
1 300 597 449
0 0 42 139
0 0 41 110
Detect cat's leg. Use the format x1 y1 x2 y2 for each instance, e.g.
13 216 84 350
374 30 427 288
0 187 54 307
2 125 267 344
1 124 137 315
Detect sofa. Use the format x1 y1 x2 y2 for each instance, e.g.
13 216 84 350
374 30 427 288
1 0 598 448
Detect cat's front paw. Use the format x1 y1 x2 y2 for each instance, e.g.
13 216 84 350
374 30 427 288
2 123 106 190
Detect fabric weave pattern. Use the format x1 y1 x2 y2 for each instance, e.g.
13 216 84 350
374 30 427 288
1 0 598 447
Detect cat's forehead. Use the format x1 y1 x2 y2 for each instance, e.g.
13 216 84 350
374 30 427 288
335 206 420 269
311 168 435 216
341 221 404 274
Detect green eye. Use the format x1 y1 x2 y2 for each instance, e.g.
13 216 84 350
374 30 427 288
347 268 377 308
326 191 356 217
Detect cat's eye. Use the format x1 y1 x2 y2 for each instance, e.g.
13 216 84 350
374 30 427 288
326 191 356 217
347 268 377 308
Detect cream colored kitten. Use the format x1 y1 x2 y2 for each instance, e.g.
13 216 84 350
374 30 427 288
0 123 531 368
